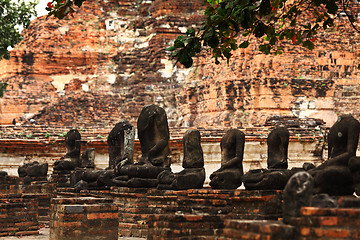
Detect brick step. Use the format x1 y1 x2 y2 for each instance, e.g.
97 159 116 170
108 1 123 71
223 220 297 240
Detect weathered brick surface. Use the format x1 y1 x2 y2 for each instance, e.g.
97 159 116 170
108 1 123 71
110 187 283 238
0 194 40 237
0 0 358 130
148 214 227 239
288 206 360 239
0 175 20 193
50 197 118 240
0 0 205 128
223 220 298 240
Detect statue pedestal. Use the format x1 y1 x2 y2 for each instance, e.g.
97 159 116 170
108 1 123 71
50 197 118 240
111 187 283 238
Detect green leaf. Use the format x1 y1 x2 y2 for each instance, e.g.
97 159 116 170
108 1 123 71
186 27 196 37
325 0 338 14
174 38 185 48
217 7 227 16
177 49 193 68
239 9 252 29
205 6 215 16
193 39 202 53
207 0 215 6
303 40 315 50
259 44 271 54
207 36 219 48
254 22 267 38
74 0 84 7
166 46 176 51
259 0 271 15
231 42 238 50
223 48 232 59
239 41 250 48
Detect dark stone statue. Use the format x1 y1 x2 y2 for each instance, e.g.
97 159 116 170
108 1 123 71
209 129 245 189
18 161 48 177
108 120 135 169
349 156 360 196
243 126 293 190
283 171 314 224
80 148 95 168
267 127 289 169
158 129 205 190
79 168 116 189
77 121 135 190
242 168 294 190
309 115 360 195
311 193 338 208
113 104 171 188
53 129 81 172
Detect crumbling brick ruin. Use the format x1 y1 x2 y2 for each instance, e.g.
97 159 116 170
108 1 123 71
0 0 360 239
0 0 359 129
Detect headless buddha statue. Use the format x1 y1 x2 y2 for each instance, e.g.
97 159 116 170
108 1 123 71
113 104 171 188
242 126 293 190
209 129 245 189
158 129 205 190
309 115 360 195
53 129 81 172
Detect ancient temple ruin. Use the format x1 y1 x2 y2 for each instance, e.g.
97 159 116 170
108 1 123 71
0 0 360 239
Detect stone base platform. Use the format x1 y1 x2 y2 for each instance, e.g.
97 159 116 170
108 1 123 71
148 214 227 239
109 187 283 238
50 197 118 240
290 206 360 239
223 220 297 240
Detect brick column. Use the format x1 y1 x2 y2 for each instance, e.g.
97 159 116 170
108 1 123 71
50 197 118 240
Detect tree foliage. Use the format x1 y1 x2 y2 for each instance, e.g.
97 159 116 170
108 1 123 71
0 0 37 60
46 0 84 19
168 0 359 67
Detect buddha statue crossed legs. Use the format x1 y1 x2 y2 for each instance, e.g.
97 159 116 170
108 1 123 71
113 104 171 188
158 129 205 190
309 115 360 195
209 129 245 189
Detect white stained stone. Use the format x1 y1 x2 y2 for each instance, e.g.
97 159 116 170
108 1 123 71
50 75 73 92
159 24 171 28
58 25 70 35
308 101 316 109
179 27 187 33
134 41 149 49
82 83 90 92
158 59 174 78
107 74 117 84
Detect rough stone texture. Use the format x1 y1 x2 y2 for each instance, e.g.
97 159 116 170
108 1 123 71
157 129 205 190
283 172 314 224
108 120 135 169
0 175 53 225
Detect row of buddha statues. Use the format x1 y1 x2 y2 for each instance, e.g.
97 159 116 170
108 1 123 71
18 104 360 196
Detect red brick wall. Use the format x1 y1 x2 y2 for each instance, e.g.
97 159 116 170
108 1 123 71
1 0 358 129
50 197 118 240
0 194 39 237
